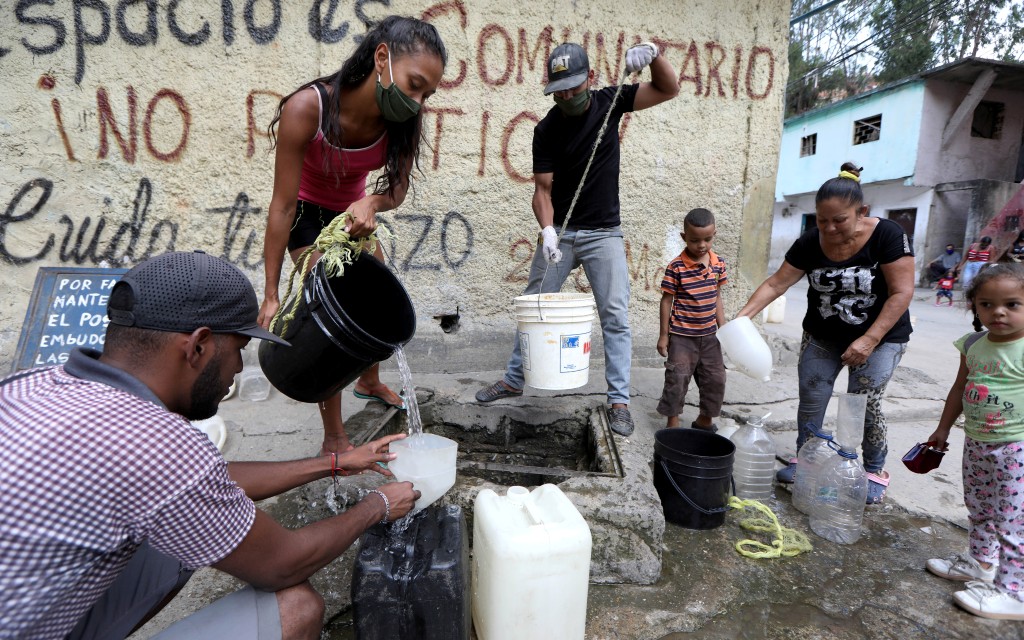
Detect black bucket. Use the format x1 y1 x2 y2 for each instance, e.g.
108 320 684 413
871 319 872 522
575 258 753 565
653 428 735 530
259 253 416 403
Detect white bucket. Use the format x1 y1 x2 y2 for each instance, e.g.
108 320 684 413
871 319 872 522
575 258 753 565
513 293 597 390
387 433 458 514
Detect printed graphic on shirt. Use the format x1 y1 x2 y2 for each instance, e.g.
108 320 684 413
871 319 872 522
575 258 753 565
965 356 1017 434
808 264 877 325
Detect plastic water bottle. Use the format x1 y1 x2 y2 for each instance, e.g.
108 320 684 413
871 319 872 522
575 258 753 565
730 412 776 500
809 445 868 545
791 426 835 515
238 367 271 402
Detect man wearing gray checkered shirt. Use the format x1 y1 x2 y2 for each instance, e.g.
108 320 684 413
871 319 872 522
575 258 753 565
0 251 420 640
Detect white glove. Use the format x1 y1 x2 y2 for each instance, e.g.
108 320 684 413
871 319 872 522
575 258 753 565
540 226 562 263
625 42 658 74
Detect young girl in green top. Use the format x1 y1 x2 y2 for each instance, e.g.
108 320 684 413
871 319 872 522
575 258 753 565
926 263 1024 620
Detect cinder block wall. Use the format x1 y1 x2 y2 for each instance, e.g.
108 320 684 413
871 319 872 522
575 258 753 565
0 0 789 373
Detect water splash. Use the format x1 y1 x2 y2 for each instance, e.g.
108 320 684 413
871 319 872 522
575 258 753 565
393 347 423 438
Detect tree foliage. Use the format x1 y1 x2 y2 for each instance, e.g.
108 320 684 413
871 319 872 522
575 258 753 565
786 0 1024 117
870 0 941 84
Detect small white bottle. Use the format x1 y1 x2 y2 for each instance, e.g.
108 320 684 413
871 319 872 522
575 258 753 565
792 426 835 514
238 366 271 402
809 445 868 545
730 412 777 500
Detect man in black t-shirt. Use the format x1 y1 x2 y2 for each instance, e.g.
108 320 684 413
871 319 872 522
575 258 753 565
476 41 679 436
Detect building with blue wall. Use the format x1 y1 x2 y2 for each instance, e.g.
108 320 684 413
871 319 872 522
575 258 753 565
770 58 1024 283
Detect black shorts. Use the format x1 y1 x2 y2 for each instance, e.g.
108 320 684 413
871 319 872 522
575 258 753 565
288 200 344 251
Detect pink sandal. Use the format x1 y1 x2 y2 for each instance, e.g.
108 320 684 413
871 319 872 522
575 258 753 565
866 470 889 504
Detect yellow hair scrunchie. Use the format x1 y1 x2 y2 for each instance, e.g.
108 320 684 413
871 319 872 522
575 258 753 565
838 170 861 183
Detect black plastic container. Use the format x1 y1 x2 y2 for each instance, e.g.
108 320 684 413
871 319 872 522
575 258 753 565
352 504 470 640
653 428 735 529
259 253 416 403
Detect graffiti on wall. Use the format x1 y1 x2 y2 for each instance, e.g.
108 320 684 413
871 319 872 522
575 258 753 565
3 0 780 286
0 176 477 277
503 236 663 293
8 0 389 84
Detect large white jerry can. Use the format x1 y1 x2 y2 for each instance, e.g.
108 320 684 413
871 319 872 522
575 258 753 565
472 484 592 640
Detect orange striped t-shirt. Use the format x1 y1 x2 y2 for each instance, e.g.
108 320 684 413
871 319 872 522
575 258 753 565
661 249 727 337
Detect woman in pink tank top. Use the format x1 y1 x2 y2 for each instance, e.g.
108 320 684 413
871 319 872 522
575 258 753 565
259 17 447 455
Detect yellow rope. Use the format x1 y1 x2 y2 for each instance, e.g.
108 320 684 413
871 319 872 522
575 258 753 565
270 214 394 336
727 496 813 558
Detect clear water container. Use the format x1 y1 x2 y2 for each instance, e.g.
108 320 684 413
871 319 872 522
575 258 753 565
387 433 458 515
809 445 868 545
238 367 271 402
730 413 776 500
472 484 591 640
792 426 835 514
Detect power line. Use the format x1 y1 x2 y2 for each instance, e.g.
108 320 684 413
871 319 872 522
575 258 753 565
791 0 854 26
786 0 950 91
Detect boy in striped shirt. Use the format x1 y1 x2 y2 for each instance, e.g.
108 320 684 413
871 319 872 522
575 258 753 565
657 208 728 430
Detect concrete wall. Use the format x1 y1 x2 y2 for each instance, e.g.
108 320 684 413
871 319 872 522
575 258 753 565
775 82 925 200
916 81 1024 186
0 0 789 374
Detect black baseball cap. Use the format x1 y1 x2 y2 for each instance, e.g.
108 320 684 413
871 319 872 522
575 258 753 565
544 43 589 95
108 250 290 346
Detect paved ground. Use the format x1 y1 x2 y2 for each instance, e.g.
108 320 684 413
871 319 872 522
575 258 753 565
132 283 1024 639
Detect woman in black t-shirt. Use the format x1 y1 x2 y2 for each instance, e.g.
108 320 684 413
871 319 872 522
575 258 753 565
737 163 915 505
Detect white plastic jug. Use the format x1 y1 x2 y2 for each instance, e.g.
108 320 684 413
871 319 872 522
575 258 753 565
472 484 592 640
387 433 458 514
717 317 772 382
761 295 786 324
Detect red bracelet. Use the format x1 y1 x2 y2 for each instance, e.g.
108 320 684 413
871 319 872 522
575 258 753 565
330 453 350 478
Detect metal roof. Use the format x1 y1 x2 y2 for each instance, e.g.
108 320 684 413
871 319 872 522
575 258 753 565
920 56 1024 90
784 57 1024 126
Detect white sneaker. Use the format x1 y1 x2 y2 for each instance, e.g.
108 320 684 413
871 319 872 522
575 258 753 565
954 581 1024 620
926 554 996 582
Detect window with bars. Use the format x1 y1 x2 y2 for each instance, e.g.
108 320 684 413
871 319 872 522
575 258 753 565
972 101 1004 139
800 133 817 157
853 115 881 145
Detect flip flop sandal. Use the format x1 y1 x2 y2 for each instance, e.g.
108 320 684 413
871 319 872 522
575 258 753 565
866 471 889 504
353 388 407 411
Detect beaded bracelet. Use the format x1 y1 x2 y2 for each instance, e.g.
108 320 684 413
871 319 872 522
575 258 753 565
368 489 390 525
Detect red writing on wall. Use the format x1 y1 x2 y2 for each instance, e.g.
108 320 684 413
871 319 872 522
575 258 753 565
504 236 660 291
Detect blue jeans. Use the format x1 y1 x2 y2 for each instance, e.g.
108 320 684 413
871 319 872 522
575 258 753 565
961 260 986 290
503 227 631 405
795 333 907 473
